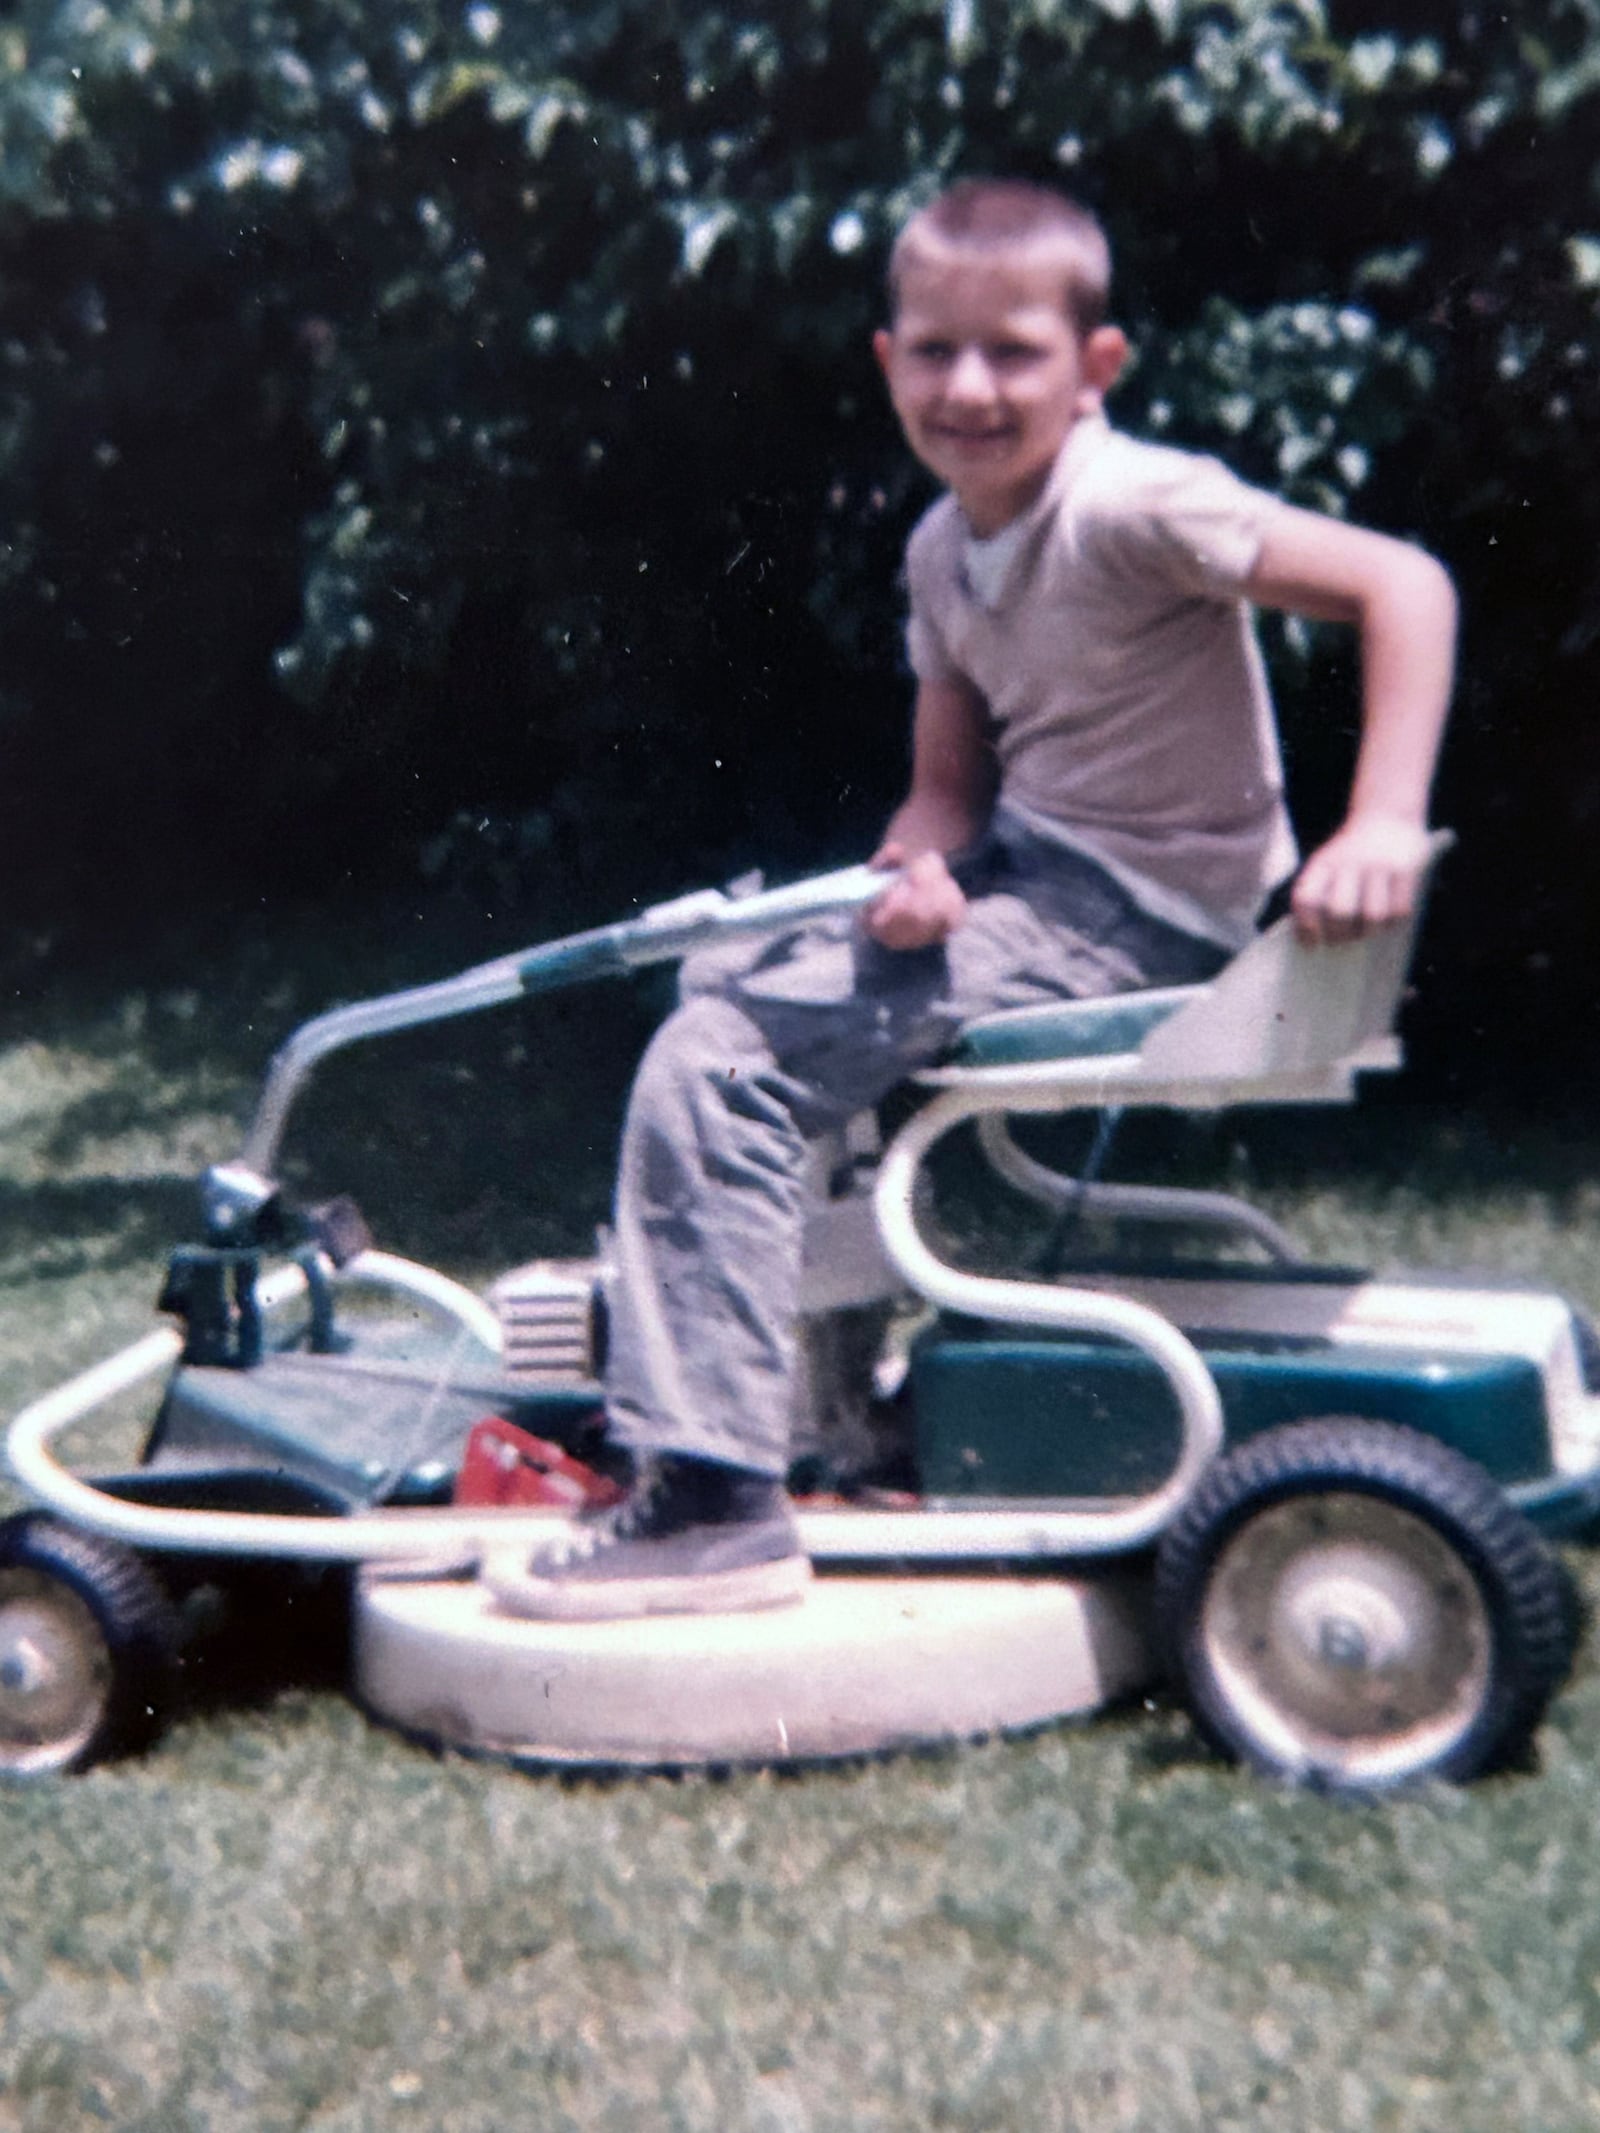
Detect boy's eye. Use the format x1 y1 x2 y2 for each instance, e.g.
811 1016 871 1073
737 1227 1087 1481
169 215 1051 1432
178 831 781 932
911 339 956 362
989 341 1039 364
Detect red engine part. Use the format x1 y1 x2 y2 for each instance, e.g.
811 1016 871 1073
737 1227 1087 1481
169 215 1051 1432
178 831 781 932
454 1415 625 1511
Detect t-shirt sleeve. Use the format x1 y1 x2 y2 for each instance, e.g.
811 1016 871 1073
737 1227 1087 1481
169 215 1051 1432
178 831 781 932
1084 448 1286 601
902 506 965 684
906 609 960 684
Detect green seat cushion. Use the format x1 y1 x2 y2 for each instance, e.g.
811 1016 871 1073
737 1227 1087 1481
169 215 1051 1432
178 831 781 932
949 985 1201 1068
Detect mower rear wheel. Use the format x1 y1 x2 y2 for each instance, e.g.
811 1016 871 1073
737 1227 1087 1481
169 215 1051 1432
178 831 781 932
1154 1420 1571 1793
0 1516 179 1777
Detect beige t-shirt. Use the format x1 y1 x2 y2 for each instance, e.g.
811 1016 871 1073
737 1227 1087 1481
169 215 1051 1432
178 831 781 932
904 416 1299 948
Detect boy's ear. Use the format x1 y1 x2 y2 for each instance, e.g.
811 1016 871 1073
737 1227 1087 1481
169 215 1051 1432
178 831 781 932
872 326 894 378
1078 325 1130 408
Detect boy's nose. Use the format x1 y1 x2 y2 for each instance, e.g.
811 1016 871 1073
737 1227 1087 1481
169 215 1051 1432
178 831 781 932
945 346 997 403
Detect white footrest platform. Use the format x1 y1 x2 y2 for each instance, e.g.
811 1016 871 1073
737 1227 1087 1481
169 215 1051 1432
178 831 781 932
353 1570 1155 1767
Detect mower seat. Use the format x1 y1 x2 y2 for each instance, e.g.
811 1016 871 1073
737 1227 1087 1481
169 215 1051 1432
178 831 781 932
938 833 1452 1100
924 872 1446 1106
946 985 1201 1071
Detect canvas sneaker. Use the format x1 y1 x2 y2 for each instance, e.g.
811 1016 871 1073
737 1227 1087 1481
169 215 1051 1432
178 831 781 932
483 1453 811 1620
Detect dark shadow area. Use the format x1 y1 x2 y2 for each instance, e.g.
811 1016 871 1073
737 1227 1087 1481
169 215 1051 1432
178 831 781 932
1 889 668 1266
0 1175 199 1286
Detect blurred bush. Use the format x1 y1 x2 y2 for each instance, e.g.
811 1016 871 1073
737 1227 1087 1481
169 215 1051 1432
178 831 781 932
0 0 1595 1083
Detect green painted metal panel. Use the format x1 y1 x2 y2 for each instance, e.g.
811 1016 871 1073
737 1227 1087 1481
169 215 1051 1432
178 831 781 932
912 1330 1551 1499
951 989 1193 1066
144 1322 603 1509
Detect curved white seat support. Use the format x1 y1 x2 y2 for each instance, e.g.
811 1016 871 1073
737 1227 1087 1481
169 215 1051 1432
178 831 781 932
973 1115 1302 1263
856 858 1451 1551
873 1086 1226 1554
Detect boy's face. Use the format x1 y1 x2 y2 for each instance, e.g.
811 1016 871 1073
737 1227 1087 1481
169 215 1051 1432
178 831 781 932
873 249 1126 536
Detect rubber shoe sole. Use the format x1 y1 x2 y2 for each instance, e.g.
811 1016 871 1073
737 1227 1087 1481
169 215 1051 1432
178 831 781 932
483 1549 812 1621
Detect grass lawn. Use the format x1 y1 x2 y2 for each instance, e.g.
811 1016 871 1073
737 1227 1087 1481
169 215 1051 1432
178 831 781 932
3 903 1600 2133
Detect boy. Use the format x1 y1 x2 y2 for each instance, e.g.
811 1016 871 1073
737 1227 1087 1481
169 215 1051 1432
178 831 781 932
503 179 1457 1619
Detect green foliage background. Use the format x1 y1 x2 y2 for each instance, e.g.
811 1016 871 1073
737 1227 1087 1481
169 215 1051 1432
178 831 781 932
0 0 1596 1082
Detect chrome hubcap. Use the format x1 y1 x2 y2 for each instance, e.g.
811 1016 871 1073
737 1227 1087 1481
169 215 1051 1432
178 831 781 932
0 1570 112 1775
1200 1493 1493 1784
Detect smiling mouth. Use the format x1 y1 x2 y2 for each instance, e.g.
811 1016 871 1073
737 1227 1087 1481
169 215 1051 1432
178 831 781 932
930 424 1015 446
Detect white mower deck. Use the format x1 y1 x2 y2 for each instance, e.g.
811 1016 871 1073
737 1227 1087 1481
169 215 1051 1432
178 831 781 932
353 1567 1153 1767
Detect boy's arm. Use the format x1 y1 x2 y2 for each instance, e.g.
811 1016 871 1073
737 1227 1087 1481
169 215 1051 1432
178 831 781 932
1246 508 1457 945
865 673 996 951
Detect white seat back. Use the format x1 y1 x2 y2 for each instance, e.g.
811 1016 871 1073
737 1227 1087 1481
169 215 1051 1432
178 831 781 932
1137 834 1451 1083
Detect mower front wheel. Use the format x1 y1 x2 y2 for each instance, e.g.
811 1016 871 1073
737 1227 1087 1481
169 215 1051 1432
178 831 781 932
1154 1419 1572 1793
0 1516 179 1777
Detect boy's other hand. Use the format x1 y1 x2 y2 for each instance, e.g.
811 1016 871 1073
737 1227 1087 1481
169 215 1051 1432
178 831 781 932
1291 815 1434 946
863 845 968 951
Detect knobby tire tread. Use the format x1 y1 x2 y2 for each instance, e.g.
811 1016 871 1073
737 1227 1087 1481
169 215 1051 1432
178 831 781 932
1153 1419 1573 1789
0 1513 180 1768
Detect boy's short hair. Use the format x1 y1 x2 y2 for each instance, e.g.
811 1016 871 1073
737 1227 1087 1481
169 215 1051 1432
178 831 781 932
888 179 1111 338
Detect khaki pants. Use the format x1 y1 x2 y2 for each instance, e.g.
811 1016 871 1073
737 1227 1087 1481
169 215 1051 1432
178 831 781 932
604 814 1229 1476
